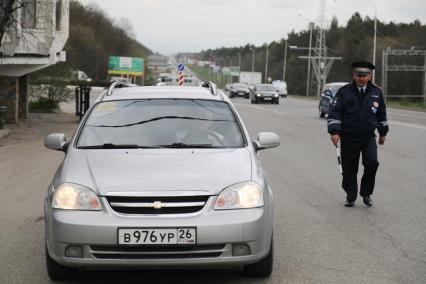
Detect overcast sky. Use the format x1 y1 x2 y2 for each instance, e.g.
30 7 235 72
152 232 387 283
81 0 425 55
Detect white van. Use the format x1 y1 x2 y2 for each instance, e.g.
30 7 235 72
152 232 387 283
272 80 287 98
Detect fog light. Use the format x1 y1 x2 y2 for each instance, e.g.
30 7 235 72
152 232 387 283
65 246 83 258
232 244 250 256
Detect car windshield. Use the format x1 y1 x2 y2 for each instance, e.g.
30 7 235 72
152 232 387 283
77 99 245 148
256 85 276 91
331 84 346 94
233 83 249 89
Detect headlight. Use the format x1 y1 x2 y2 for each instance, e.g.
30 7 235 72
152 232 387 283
52 183 101 210
214 182 264 210
256 93 262 97
274 94 279 97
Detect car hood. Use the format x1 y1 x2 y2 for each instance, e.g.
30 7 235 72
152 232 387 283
62 148 252 196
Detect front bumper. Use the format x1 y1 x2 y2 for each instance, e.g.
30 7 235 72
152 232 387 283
255 95 279 102
231 91 249 97
45 197 273 268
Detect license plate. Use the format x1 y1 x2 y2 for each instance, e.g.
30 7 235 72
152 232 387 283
238 92 244 96
264 97 272 100
118 228 196 245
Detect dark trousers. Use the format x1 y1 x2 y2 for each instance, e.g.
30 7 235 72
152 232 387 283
341 137 379 201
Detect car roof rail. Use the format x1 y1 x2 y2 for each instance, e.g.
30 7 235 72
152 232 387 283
200 81 218 96
104 81 135 98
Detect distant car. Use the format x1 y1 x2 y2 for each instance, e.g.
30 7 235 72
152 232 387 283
110 77 131 84
250 84 280 104
73 70 92 82
271 80 287 98
318 82 347 118
224 83 232 92
229 83 250 99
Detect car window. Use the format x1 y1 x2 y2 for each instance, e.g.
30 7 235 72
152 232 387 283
77 99 245 148
256 85 276 91
331 84 345 94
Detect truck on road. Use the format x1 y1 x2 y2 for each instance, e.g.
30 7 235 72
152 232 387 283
239 71 262 85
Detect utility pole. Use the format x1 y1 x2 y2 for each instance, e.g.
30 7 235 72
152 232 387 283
306 23 313 97
251 47 255 72
366 0 378 83
265 43 269 83
283 40 288 82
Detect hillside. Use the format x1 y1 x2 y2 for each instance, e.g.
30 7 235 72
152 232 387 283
34 1 152 82
195 13 426 101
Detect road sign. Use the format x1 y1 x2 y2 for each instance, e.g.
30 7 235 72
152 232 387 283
108 56 144 76
178 64 185 72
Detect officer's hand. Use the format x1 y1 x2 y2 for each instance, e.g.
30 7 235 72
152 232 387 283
331 134 340 145
379 136 386 145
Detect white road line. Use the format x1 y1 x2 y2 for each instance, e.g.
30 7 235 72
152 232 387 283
236 102 426 131
389 120 426 131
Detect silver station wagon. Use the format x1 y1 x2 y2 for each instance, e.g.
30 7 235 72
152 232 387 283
44 82 280 280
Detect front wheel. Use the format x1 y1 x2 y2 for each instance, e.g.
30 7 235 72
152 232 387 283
243 239 273 277
46 246 77 280
319 106 325 118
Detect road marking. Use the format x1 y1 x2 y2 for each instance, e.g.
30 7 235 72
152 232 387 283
237 103 426 131
389 120 426 131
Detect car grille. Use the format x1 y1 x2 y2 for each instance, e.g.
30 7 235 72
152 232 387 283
105 195 210 215
90 244 225 259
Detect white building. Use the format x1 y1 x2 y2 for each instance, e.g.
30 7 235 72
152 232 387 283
0 0 70 123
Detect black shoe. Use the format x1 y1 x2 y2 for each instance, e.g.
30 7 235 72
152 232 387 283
363 196 372 207
345 200 355 207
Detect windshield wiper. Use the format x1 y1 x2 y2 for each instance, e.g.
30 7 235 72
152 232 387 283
78 143 160 149
158 142 218 148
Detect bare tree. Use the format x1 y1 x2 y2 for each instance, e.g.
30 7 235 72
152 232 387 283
0 0 31 49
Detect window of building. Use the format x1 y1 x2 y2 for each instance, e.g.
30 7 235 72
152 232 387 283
22 0 36 29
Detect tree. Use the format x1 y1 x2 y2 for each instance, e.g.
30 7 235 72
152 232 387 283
0 0 34 49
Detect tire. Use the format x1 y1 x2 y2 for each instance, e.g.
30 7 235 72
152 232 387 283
243 239 273 277
276 99 280 105
245 94 249 99
319 106 325 118
254 98 258 104
46 246 77 280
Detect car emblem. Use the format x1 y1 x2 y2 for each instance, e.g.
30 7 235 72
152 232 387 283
153 201 167 209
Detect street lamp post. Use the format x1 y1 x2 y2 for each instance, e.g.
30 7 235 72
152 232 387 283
366 0 377 83
307 23 313 96
265 43 269 83
250 47 255 72
283 40 288 82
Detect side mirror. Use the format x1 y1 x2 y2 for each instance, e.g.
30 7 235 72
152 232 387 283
45 133 68 152
253 132 280 151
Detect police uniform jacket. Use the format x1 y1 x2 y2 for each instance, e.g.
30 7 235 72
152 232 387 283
327 81 389 142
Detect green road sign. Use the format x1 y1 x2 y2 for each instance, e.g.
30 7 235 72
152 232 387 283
108 56 144 76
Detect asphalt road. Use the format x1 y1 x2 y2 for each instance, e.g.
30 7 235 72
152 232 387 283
0 96 425 283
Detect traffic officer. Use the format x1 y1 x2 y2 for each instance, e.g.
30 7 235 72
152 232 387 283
327 61 389 207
